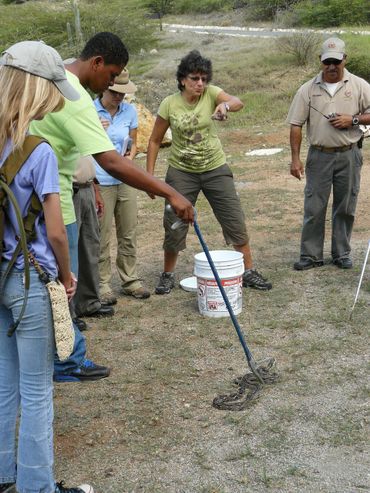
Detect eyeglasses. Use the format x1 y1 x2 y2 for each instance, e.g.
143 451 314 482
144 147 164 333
322 58 343 66
187 75 208 83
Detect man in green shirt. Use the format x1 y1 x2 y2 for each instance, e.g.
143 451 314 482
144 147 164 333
31 32 193 382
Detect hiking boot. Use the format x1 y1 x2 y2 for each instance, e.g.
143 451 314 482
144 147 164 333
243 269 272 291
0 483 15 493
155 272 175 295
55 481 94 493
54 359 110 382
122 286 151 299
100 292 117 306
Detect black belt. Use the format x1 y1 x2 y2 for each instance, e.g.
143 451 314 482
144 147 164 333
73 181 93 188
310 143 356 153
73 182 93 194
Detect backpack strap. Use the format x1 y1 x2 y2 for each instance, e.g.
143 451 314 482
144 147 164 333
0 136 47 185
0 135 48 336
0 136 47 240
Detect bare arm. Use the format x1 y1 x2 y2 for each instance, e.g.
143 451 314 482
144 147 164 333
329 112 370 129
128 128 137 160
212 90 244 120
94 147 194 222
290 124 304 181
93 182 104 218
43 193 76 298
146 116 170 175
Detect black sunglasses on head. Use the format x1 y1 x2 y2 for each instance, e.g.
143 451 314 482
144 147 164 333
322 58 343 66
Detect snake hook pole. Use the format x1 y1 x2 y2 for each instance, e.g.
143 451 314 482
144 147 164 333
167 204 264 384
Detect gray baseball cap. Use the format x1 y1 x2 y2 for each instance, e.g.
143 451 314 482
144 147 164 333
321 37 345 62
0 40 80 101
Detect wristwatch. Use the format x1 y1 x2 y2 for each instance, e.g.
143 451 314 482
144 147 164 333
224 103 230 112
352 115 360 126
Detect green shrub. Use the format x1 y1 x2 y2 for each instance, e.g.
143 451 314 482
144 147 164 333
276 33 322 65
173 0 231 14
0 0 155 58
340 35 370 81
243 0 300 21
346 56 370 82
78 0 155 55
0 3 71 53
291 0 370 27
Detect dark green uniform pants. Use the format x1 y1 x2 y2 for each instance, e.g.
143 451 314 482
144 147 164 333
300 145 362 261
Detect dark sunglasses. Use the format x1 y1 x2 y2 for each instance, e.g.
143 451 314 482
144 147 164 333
322 58 343 66
187 75 208 83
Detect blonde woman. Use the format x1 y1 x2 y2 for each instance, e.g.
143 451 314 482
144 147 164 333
0 42 92 493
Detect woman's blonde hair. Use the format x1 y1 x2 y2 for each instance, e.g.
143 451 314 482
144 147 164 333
0 66 65 152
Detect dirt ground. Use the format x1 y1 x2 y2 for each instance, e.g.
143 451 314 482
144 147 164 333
54 29 370 493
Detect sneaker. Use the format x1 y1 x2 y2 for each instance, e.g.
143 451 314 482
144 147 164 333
55 481 94 493
100 292 117 306
155 272 175 295
243 269 272 291
54 359 110 382
122 286 151 299
0 483 15 493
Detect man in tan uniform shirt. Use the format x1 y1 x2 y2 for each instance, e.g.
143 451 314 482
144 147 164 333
287 37 370 270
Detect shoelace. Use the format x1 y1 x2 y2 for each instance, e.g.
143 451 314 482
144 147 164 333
245 270 267 284
160 273 174 287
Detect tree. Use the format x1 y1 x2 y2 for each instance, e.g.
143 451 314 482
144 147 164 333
146 0 174 31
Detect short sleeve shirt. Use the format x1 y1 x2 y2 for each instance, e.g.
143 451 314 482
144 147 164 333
93 98 138 186
287 69 370 147
30 71 115 225
0 140 60 277
158 85 226 173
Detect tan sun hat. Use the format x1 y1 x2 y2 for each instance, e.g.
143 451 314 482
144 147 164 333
0 41 80 101
110 68 137 94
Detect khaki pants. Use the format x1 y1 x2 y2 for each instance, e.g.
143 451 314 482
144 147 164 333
98 184 142 295
163 164 248 252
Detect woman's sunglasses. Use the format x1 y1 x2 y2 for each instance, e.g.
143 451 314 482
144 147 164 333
187 75 208 83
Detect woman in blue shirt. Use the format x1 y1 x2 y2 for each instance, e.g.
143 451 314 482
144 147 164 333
94 69 150 302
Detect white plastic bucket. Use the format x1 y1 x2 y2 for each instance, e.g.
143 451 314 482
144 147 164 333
193 250 244 318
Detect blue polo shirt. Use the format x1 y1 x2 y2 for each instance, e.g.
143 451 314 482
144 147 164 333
0 139 60 277
93 98 138 186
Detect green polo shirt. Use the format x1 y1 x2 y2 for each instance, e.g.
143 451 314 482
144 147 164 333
30 71 114 225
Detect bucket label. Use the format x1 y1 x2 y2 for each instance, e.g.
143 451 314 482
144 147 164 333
197 276 242 313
